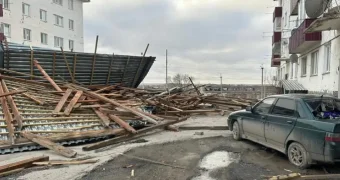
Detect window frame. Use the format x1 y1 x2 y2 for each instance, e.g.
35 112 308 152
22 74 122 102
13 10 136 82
53 0 63 6
23 28 31 41
311 50 319 76
324 43 331 73
252 97 277 115
69 19 74 30
301 56 307 77
270 98 298 118
1 23 11 38
40 9 47 22
41 33 48 45
54 14 64 27
54 36 64 48
69 40 74 50
22 3 30 16
2 0 9 10
68 0 74 10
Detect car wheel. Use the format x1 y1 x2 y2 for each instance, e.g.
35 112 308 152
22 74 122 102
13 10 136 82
287 142 311 169
232 121 241 141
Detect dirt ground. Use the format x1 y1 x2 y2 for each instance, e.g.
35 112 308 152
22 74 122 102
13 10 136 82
82 136 340 180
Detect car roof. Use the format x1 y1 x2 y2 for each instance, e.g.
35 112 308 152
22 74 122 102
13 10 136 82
267 94 336 100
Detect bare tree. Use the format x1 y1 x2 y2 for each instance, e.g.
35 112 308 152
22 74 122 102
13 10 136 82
171 73 194 88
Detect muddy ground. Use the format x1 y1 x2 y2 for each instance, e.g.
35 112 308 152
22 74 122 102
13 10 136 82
82 136 340 180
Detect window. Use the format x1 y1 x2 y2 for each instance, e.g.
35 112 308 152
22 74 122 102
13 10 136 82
54 36 64 47
271 98 296 117
311 50 319 75
53 0 63 5
54 15 64 27
290 62 293 79
22 3 30 16
297 102 307 118
1 0 9 9
324 43 331 73
253 98 276 114
69 40 74 50
68 0 73 10
69 19 74 30
285 12 288 27
40 9 47 22
301 57 307 76
41 33 48 44
1 23 10 37
294 63 298 78
23 28 31 41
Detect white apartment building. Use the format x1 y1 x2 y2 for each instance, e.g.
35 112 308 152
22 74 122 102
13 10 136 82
273 0 340 97
0 0 89 52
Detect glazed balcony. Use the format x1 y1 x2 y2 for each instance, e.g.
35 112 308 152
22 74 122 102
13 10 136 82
272 32 282 55
289 19 322 54
290 0 298 16
271 55 281 67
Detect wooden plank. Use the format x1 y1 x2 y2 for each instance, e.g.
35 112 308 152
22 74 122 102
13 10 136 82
0 90 26 98
74 95 87 109
83 117 188 151
121 56 130 84
22 92 45 105
189 77 201 95
0 156 49 174
1 79 24 130
53 89 73 114
72 54 77 83
0 168 24 178
30 48 34 80
33 60 63 92
0 81 14 144
21 131 77 158
109 114 137 134
106 53 114 85
64 90 83 116
132 44 149 87
52 52 56 80
33 159 98 166
95 85 117 93
60 47 75 83
90 35 99 85
93 108 110 127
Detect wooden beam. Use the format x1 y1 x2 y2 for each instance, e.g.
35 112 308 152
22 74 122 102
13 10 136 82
33 60 63 92
132 44 149 87
53 89 73 114
30 48 34 80
0 168 24 178
109 114 137 134
0 156 49 174
74 95 86 109
106 53 114 85
64 90 83 116
90 35 99 85
121 56 130 84
60 47 75 83
83 117 188 151
52 52 56 80
95 85 117 93
72 54 77 83
0 90 26 98
1 79 24 130
93 108 111 127
33 159 98 166
22 92 45 105
189 77 201 95
21 131 77 158
0 80 14 144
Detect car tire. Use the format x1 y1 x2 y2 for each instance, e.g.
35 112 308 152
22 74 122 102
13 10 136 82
287 142 311 169
232 121 241 141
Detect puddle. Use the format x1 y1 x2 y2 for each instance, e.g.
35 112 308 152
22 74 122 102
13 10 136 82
192 151 240 180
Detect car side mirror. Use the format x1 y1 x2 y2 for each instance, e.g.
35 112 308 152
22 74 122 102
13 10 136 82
246 106 252 112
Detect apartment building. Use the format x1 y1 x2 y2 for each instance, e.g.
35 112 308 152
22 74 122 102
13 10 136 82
273 0 340 97
0 0 89 52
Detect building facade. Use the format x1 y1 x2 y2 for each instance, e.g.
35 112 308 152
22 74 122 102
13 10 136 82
0 0 89 52
273 0 340 96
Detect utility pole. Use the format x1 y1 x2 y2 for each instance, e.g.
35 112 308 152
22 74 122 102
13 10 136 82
261 65 264 99
220 74 223 96
166 49 168 93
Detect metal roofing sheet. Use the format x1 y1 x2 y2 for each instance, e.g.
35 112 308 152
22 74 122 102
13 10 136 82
280 80 307 91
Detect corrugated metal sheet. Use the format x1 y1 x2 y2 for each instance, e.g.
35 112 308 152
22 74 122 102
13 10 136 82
280 80 307 91
0 43 155 87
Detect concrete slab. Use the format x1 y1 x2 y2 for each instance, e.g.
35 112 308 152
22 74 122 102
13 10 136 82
0 116 231 180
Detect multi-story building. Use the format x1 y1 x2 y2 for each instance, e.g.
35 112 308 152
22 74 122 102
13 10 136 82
0 0 89 52
273 0 340 97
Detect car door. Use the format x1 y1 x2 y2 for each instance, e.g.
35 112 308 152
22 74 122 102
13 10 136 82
242 97 276 143
265 98 297 151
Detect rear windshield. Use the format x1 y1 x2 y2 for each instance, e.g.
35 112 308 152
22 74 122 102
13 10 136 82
303 98 340 119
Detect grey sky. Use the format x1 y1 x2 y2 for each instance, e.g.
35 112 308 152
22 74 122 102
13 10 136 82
83 0 276 84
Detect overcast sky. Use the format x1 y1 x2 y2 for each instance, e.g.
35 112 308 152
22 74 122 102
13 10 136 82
83 0 277 84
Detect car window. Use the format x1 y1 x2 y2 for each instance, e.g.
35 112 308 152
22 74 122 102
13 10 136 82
271 98 296 117
297 102 307 118
253 98 276 114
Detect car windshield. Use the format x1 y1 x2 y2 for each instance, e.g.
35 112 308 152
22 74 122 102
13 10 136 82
303 97 340 119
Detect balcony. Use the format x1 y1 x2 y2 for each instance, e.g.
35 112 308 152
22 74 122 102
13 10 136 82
273 7 282 22
272 32 282 55
0 4 3 17
305 15 340 33
271 55 281 67
289 19 322 54
290 0 298 16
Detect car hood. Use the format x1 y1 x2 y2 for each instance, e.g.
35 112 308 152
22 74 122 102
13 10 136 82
228 109 247 119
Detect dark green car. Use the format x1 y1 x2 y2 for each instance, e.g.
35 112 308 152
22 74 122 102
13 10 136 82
227 94 340 168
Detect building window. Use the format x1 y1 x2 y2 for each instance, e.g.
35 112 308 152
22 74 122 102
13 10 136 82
290 62 293 79
285 12 288 27
1 23 10 38
311 50 319 76
294 63 298 78
53 0 63 6
54 15 64 27
301 57 307 76
1 0 9 9
22 3 30 16
68 0 74 10
41 33 48 45
69 19 74 30
40 9 47 22
23 28 31 41
324 43 331 73
69 40 74 50
54 36 64 47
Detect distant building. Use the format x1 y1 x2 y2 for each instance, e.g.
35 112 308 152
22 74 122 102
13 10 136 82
0 0 89 52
